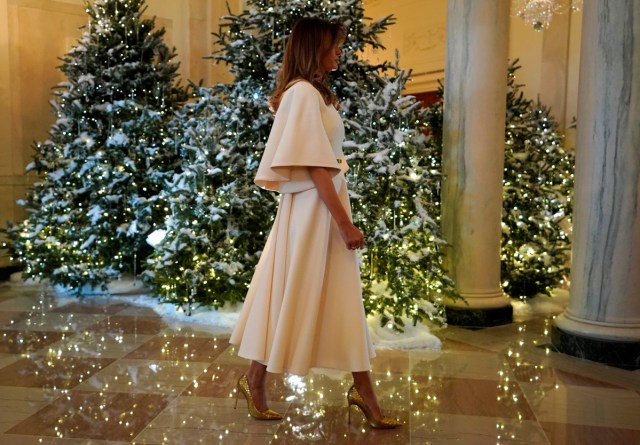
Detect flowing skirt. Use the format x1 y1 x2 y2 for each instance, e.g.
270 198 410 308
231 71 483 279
229 175 375 375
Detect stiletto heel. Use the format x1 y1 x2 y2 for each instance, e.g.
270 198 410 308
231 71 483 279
346 385 402 429
236 375 283 421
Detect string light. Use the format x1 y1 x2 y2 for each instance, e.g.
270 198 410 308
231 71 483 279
4 0 188 294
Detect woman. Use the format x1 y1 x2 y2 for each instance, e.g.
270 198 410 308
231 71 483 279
230 16 401 429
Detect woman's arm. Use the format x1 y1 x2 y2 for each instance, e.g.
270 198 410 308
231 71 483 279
308 166 365 250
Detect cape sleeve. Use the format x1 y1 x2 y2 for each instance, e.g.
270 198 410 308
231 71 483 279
255 82 342 193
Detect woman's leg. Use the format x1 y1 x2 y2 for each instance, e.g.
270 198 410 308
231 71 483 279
352 371 384 420
246 361 269 411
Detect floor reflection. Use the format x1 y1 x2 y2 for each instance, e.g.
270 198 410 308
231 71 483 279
0 282 639 444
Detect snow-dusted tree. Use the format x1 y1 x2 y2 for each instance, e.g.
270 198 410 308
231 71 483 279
142 85 263 311
145 0 457 330
2 0 188 292
342 66 454 328
424 61 574 299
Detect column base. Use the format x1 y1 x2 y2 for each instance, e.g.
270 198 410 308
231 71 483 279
551 325 640 370
445 304 513 328
0 266 21 281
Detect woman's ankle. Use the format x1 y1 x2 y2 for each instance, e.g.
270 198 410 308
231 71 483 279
351 373 384 418
247 362 267 387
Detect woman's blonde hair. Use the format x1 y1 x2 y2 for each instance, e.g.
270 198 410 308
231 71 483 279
269 17 346 112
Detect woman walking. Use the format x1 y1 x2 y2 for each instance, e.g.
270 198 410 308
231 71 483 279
230 16 401 429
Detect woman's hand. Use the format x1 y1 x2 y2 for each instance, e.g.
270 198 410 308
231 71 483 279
308 166 366 250
338 221 365 250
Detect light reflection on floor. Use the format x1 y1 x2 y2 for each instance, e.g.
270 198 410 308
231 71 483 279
0 282 639 444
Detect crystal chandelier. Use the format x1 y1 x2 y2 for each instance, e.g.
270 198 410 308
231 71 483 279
513 0 583 31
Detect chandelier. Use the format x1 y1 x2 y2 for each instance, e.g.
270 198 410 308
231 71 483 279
513 0 583 31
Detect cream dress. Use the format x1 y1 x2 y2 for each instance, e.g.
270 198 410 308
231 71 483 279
229 81 375 375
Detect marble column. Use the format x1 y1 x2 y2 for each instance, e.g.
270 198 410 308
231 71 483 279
552 0 640 369
441 0 513 326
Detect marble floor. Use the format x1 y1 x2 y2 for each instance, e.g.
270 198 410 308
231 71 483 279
0 282 639 445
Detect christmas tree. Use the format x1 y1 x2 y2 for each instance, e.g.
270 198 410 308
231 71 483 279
424 61 574 299
142 84 265 312
2 0 188 292
144 0 457 330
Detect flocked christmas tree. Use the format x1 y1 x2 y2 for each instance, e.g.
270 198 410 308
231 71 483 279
144 0 457 329
424 61 574 299
142 84 258 312
3 0 188 292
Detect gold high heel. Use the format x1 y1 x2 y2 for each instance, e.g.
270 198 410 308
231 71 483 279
234 375 283 420
347 385 402 429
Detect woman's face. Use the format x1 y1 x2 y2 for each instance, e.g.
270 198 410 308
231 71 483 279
321 39 342 72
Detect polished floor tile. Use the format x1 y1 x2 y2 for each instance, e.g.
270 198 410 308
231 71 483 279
0 397 53 433
76 358 211 395
509 357 624 388
0 356 115 389
519 382 640 430
51 301 132 315
0 329 68 354
124 335 229 362
0 385 63 403
212 344 250 366
0 284 639 444
409 349 502 380
540 421 640 445
411 413 550 444
410 376 536 420
86 315 167 335
273 402 409 445
133 395 285 444
438 337 494 352
0 435 130 444
0 310 29 328
50 331 156 359
0 352 21 368
0 295 54 311
0 387 65 432
6 390 172 441
182 363 253 398
10 312 108 333
370 348 411 374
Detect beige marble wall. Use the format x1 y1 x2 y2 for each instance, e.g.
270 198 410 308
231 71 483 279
362 0 582 135
0 0 240 267
363 0 447 93
1 0 87 268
